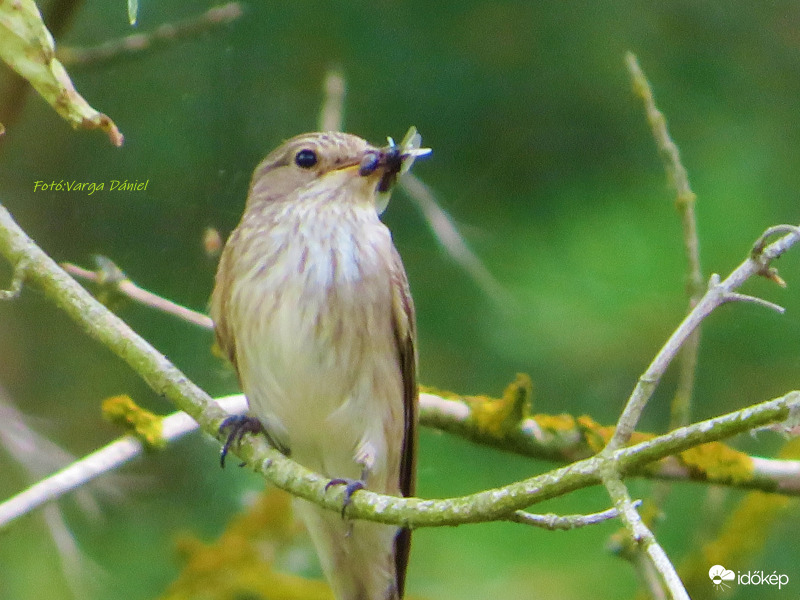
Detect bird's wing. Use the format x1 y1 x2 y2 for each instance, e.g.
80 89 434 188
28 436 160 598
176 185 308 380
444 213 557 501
390 244 418 599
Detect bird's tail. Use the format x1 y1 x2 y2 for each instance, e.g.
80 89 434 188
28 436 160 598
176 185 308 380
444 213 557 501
294 498 403 600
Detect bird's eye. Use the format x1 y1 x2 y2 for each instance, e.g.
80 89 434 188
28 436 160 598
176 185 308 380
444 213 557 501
294 148 318 169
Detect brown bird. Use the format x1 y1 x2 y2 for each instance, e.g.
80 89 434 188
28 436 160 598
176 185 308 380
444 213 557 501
210 130 429 600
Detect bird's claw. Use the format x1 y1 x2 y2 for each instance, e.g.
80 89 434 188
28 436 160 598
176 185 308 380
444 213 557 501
326 477 366 518
219 415 263 468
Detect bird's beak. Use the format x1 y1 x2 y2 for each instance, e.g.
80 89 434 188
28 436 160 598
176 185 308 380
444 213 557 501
327 127 431 215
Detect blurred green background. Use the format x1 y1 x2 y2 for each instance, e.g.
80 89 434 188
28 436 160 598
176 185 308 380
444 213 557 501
2 1 800 599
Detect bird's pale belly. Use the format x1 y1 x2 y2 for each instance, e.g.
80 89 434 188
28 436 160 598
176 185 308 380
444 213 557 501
233 264 402 489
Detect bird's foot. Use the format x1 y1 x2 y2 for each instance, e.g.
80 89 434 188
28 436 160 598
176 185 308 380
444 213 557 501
325 477 366 518
218 415 264 468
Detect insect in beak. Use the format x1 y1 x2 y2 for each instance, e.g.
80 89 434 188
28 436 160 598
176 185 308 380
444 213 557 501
359 126 432 192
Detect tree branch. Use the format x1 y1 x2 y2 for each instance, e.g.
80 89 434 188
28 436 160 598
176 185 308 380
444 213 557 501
57 3 244 68
2 202 800 533
51 258 800 496
0 396 246 529
62 258 213 329
604 224 800 452
56 217 800 468
247 390 800 528
603 471 689 600
317 68 346 132
0 203 229 444
399 173 512 306
626 52 703 434
4 388 800 530
507 502 638 531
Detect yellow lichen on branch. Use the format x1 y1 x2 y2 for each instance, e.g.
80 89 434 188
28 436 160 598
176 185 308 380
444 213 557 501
102 395 165 449
423 376 779 491
0 0 123 145
679 441 753 484
679 437 800 596
534 413 577 433
464 373 532 438
578 414 755 485
577 414 651 453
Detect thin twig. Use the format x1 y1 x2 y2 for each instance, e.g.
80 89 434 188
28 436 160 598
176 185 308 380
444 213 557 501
400 173 511 306
57 3 244 67
626 53 702 297
750 224 800 286
0 388 117 593
62 258 213 330
626 52 703 433
603 471 689 600
318 69 345 132
0 204 229 442
751 224 800 258
508 502 638 530
723 292 785 313
0 396 247 528
603 224 800 453
632 552 668 600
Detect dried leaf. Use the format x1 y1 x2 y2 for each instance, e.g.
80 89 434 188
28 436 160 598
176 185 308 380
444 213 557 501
0 0 123 146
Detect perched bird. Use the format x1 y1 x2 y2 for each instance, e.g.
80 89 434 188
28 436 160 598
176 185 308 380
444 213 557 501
210 129 429 600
